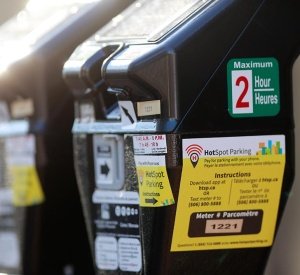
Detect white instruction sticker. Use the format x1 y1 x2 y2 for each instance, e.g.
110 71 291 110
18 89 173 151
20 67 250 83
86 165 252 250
95 236 118 270
119 238 142 272
133 135 167 155
95 236 142 272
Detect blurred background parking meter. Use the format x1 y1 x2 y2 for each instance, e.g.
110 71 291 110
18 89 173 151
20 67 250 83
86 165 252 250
63 0 299 274
0 0 133 274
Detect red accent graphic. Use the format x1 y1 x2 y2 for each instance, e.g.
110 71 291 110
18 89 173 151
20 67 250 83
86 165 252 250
235 76 250 108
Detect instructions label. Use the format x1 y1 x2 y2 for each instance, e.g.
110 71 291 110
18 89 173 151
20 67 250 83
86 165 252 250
134 155 175 207
228 57 280 117
171 135 285 251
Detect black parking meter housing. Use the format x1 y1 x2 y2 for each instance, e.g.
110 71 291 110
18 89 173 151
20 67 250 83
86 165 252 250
0 1 134 274
64 42 121 122
65 0 299 274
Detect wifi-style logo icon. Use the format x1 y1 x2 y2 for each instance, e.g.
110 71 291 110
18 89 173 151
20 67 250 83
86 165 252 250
185 144 203 167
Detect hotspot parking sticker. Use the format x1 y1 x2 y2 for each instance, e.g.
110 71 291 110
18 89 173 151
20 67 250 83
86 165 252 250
171 135 285 251
227 57 280 117
134 155 175 207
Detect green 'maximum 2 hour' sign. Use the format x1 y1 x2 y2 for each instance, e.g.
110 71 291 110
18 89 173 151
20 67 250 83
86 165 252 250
227 57 280 118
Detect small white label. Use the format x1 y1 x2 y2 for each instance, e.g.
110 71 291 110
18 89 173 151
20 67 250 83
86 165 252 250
11 99 34 118
118 101 137 127
95 236 118 270
0 232 20 268
133 135 167 155
137 100 161 116
118 238 142 272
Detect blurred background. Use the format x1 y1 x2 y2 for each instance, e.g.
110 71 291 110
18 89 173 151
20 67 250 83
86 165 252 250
264 53 300 275
0 0 27 25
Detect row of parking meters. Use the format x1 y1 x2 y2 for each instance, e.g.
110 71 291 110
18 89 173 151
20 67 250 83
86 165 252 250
0 0 299 274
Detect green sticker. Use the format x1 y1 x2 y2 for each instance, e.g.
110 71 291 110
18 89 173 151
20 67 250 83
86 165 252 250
227 57 280 117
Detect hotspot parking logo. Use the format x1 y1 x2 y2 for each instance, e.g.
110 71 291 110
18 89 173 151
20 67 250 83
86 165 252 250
185 144 203 167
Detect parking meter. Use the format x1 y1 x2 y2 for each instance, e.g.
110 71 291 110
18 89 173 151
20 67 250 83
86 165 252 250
0 0 133 274
64 0 300 274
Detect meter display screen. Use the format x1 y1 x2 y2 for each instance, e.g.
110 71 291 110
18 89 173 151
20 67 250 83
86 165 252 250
0 0 99 72
95 0 215 42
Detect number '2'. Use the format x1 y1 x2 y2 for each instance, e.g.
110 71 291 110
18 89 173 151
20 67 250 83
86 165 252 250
235 76 249 108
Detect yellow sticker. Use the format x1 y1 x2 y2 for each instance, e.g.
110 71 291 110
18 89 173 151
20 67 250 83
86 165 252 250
134 155 175 207
171 135 285 251
10 165 45 207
